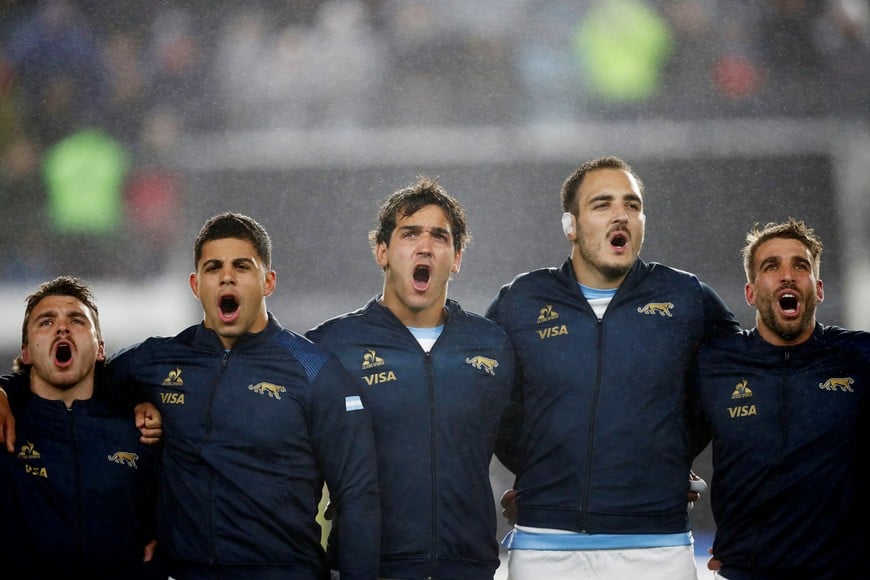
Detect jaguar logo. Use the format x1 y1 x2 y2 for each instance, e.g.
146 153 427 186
108 451 139 468
819 377 854 392
466 356 498 376
637 302 674 317
248 382 287 399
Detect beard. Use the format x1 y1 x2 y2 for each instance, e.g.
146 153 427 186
576 228 639 283
755 290 817 343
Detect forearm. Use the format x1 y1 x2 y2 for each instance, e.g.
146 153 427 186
0 378 18 452
328 490 381 579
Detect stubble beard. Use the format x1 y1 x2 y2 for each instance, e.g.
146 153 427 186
756 291 817 343
577 232 637 283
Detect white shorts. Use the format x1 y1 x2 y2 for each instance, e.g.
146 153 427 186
507 544 699 580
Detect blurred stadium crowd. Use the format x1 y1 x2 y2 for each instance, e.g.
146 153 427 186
1 0 868 282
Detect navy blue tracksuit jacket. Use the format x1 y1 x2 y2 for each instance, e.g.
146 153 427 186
308 297 514 579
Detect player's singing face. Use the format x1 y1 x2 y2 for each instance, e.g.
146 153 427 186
377 204 462 327
569 167 645 288
746 237 822 346
21 295 104 397
190 237 276 349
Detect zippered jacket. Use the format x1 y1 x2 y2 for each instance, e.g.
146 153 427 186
696 324 870 580
307 297 514 580
0 372 162 579
106 314 381 580
487 258 739 534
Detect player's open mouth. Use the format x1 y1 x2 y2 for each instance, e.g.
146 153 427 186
413 265 431 291
219 295 240 321
778 292 798 315
54 342 72 366
610 232 627 248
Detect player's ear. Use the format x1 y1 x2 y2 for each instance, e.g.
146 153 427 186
451 249 463 274
375 241 389 270
561 212 576 240
189 272 200 298
263 270 277 297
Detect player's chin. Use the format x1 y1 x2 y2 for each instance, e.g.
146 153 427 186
218 322 245 336
406 293 436 311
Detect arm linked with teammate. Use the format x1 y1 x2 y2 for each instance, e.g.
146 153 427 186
0 388 13 452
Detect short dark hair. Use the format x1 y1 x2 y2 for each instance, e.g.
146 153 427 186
194 212 272 268
560 155 645 213
742 218 823 283
15 276 101 373
368 175 470 254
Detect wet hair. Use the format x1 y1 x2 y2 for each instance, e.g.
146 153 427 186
14 276 101 373
742 218 823 283
560 155 645 213
368 175 470 254
193 212 272 269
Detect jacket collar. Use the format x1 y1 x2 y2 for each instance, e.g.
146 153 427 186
558 257 648 296
748 322 825 355
365 294 462 327
193 312 282 352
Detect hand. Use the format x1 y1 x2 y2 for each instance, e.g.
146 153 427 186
706 547 721 571
688 470 707 510
143 539 158 562
0 391 15 453
135 402 163 445
500 488 518 525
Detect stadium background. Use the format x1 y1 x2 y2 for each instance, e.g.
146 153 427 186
1 0 868 574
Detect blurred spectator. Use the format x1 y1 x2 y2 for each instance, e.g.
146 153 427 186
380 0 518 126
754 0 827 117
709 3 768 115
41 127 130 278
305 0 388 128
423 0 521 124
573 0 673 117
380 0 456 125
214 8 294 129
4 0 107 145
214 2 389 131
656 0 766 118
215 0 388 130
0 134 51 282
145 7 217 133
123 105 185 279
0 55 20 148
101 30 150 144
814 0 870 118
658 0 722 118
512 1 589 123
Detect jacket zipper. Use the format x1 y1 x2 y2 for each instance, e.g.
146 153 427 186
69 406 85 564
203 349 231 563
580 318 605 531
426 351 437 579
